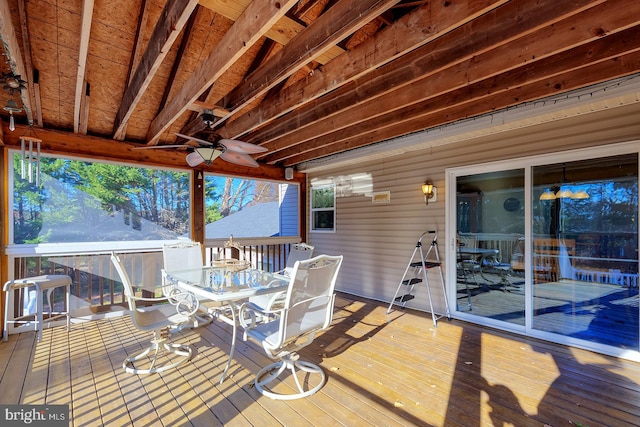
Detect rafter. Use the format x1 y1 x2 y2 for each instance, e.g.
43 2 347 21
250 0 618 156
0 0 33 125
218 0 402 124
198 0 344 65
113 0 199 140
146 0 300 144
283 48 640 165
17 0 40 127
217 0 509 140
73 0 94 134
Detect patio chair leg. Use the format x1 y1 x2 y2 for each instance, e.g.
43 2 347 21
254 353 326 400
123 329 192 375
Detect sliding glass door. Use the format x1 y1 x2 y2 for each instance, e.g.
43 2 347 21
532 154 638 349
455 169 526 326
449 146 639 355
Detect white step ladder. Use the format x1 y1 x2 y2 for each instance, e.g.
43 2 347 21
387 230 451 327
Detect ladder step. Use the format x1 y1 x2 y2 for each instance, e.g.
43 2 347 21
409 261 441 268
395 294 415 303
402 278 422 286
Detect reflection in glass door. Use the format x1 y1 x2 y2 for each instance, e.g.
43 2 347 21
452 151 639 354
455 169 525 326
532 155 639 349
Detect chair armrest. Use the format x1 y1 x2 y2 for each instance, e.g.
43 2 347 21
129 287 200 316
238 301 283 339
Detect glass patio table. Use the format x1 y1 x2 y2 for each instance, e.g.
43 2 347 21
163 266 289 383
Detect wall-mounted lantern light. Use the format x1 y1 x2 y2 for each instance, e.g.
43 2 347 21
422 182 437 205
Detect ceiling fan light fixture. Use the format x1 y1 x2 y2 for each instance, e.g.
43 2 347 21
194 146 224 165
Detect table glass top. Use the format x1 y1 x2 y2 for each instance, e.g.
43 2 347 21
165 267 289 298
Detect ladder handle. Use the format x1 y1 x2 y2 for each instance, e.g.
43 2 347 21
417 230 438 245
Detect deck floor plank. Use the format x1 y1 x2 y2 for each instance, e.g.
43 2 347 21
1 293 639 426
8 333 38 405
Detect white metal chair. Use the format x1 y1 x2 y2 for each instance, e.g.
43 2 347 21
278 243 315 277
162 241 215 326
111 253 195 374
249 243 315 311
240 254 343 400
162 240 206 293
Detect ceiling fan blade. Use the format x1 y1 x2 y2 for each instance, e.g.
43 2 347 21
174 132 214 146
219 138 268 154
220 151 259 167
186 151 204 167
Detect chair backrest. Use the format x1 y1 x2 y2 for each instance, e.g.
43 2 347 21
285 243 315 269
163 241 204 283
273 254 343 349
163 241 203 271
111 253 138 313
278 243 316 276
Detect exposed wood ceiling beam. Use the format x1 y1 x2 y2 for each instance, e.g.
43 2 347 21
146 0 300 144
218 0 509 140
198 0 343 65
17 0 40 127
2 124 288 181
0 0 33 126
73 0 94 134
127 0 152 86
78 82 90 134
113 0 199 141
183 0 348 135
115 0 151 138
252 0 618 160
157 7 200 113
217 0 402 126
285 47 640 166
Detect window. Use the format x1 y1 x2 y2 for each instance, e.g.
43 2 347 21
310 184 336 232
203 175 299 238
11 151 190 244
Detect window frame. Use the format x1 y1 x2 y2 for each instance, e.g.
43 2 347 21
310 183 336 233
8 148 192 248
202 172 302 240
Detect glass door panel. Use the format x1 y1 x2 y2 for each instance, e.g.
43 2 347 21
532 154 639 348
456 169 525 326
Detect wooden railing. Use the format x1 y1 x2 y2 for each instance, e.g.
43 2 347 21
5 240 298 320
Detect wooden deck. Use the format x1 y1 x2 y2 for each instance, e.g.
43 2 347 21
2 293 640 426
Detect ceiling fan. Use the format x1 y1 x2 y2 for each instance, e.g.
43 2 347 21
136 110 267 167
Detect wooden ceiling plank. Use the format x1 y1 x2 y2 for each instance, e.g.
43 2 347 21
146 0 300 144
219 0 510 140
251 0 617 152
198 0 344 64
0 0 34 125
73 0 94 133
113 0 199 140
220 0 402 121
278 35 640 165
